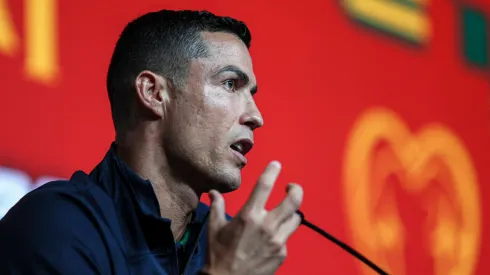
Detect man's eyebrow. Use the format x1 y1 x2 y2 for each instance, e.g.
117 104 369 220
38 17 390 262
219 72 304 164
215 65 258 95
215 65 249 84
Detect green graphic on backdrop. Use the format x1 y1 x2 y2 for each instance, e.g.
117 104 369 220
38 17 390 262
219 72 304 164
462 6 489 67
342 0 489 69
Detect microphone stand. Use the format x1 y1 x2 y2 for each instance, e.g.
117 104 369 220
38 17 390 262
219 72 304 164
296 210 390 275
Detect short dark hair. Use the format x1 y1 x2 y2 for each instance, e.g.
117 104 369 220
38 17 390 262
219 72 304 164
107 9 252 133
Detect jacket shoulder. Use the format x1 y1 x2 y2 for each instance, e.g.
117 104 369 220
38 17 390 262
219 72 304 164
0 170 110 238
0 172 117 274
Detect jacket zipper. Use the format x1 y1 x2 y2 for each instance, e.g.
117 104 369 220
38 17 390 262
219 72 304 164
180 211 210 275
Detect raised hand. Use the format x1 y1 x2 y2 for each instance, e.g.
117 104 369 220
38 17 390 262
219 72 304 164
201 161 303 275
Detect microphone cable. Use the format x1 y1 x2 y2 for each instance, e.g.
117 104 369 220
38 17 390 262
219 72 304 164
296 210 390 275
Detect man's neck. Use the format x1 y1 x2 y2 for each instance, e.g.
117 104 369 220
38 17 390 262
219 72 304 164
115 136 200 241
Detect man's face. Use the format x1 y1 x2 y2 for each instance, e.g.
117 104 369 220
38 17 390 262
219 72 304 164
163 32 263 193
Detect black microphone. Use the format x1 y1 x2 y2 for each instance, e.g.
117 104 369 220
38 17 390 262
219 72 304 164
296 210 390 275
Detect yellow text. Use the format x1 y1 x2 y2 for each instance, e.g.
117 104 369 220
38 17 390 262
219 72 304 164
342 0 430 44
0 0 59 85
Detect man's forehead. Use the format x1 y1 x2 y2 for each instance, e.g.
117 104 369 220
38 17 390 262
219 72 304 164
200 32 254 73
187 38 258 92
201 31 246 49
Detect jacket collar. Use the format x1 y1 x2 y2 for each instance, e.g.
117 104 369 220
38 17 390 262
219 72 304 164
87 143 211 270
110 143 162 219
90 142 208 225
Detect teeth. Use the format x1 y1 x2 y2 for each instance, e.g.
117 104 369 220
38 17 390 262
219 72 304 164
232 143 243 153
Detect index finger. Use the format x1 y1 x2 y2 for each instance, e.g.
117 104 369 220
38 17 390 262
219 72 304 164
243 161 282 211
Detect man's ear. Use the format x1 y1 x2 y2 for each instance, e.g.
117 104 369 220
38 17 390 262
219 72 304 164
134 70 171 118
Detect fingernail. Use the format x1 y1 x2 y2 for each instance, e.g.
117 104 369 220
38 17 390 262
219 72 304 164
271 160 281 168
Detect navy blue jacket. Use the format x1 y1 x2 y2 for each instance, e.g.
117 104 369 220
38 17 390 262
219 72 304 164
0 144 212 275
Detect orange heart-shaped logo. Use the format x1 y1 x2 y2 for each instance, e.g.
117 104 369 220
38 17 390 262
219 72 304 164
343 108 481 275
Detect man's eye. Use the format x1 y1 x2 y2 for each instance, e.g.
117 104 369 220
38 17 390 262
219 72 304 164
223 80 236 91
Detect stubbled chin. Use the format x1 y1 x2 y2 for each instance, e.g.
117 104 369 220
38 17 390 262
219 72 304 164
212 169 241 194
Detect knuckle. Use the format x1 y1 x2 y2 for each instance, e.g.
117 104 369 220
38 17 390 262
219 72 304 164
259 223 276 237
293 213 302 227
287 184 304 208
269 238 284 253
264 213 281 229
279 245 288 258
239 211 260 227
257 177 273 191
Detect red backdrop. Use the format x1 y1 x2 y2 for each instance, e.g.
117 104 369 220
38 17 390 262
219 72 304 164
0 0 489 274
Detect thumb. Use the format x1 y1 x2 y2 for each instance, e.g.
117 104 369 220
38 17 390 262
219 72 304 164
208 189 227 235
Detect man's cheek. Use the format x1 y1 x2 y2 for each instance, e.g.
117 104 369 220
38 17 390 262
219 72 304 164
204 97 237 119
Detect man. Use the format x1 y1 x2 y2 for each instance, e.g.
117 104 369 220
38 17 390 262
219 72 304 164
0 9 303 275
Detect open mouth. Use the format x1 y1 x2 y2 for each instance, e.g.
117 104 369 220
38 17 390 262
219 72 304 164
230 139 253 156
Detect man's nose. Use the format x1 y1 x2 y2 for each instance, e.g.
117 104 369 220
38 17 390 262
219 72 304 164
239 101 264 131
